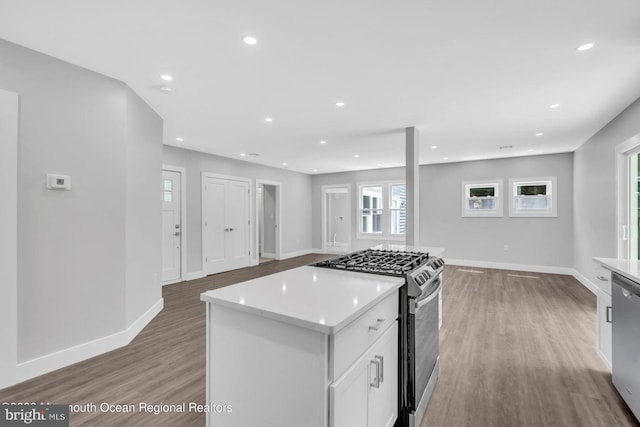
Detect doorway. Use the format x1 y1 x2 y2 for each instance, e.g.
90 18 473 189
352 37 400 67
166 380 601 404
256 180 282 263
322 185 351 254
617 134 640 259
202 173 251 275
162 166 186 284
0 89 18 388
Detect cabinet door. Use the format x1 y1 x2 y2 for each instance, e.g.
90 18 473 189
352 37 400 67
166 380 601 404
329 352 369 427
597 289 612 369
368 321 398 427
330 321 398 427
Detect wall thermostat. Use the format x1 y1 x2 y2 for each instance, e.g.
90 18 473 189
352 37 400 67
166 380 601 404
46 174 71 190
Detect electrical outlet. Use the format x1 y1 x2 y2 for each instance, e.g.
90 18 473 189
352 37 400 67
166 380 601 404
503 244 509 251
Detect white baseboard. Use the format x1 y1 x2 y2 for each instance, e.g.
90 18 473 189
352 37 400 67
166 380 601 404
569 269 598 295
125 298 164 342
185 271 206 281
445 258 599 296
162 278 182 286
15 298 163 385
597 348 612 371
261 252 276 258
279 249 316 260
445 258 574 275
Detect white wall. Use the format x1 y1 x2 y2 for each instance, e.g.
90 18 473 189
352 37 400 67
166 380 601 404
163 145 313 274
421 153 574 268
0 39 163 380
574 97 640 285
125 90 163 325
312 153 574 269
312 167 405 251
0 89 19 389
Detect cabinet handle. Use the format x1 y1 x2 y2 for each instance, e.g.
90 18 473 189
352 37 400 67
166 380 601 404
375 355 384 383
370 358 381 388
596 276 609 282
606 306 612 323
368 318 385 331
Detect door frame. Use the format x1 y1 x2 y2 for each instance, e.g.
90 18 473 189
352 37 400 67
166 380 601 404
616 134 640 259
162 165 187 285
321 184 352 254
255 180 282 263
201 172 252 273
0 89 19 389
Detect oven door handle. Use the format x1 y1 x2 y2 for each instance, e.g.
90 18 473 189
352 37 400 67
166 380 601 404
415 279 442 310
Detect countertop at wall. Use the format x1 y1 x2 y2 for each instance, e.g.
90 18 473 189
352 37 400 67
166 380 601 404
200 266 404 335
593 257 640 284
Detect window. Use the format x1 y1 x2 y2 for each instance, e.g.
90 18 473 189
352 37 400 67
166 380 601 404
462 180 503 217
509 176 557 217
163 179 173 202
358 182 406 239
361 185 383 234
390 184 406 235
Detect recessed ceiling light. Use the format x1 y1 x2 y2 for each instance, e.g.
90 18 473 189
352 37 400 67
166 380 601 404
536 132 544 136
528 149 535 152
160 74 173 81
159 86 174 93
243 36 257 45
577 42 595 52
264 117 273 123
431 145 438 149
313 169 318 172
549 104 560 109
443 157 449 160
282 162 288 166
240 153 246 157
353 154 359 158
175 137 183 142
335 101 345 107
320 140 327 145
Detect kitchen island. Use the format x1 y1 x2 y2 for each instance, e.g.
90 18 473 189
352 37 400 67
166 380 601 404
200 265 405 427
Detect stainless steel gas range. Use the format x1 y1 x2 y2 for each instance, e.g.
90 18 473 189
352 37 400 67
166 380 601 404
313 248 444 427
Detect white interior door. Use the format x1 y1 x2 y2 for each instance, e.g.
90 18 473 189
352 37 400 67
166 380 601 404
203 176 251 275
162 170 182 282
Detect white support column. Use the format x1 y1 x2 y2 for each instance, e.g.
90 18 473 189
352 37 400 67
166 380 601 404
405 127 420 246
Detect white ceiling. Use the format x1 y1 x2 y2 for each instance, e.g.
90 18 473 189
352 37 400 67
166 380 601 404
1 0 640 174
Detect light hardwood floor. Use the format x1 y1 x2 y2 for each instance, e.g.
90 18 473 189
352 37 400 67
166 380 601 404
0 257 637 426
423 266 638 427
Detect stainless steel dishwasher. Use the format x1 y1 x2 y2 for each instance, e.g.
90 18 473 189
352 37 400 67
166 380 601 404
612 272 640 422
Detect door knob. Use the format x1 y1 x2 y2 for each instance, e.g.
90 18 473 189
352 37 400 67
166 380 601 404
175 224 180 229
229 228 235 232
174 232 180 236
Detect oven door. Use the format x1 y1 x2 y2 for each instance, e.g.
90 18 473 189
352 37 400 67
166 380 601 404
411 276 441 426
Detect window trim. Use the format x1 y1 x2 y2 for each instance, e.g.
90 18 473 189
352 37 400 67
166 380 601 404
357 181 406 241
461 180 504 217
508 176 557 217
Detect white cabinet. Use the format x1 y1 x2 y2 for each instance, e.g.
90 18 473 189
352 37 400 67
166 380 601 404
203 284 401 427
597 288 612 369
330 321 398 427
593 264 612 369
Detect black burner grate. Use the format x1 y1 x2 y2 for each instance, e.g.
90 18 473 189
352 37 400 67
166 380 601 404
313 249 430 277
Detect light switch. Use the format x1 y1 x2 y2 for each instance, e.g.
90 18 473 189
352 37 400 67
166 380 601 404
46 174 71 190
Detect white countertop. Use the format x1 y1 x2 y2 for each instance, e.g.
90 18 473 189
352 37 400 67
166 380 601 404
200 266 404 335
370 244 445 257
593 257 640 284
